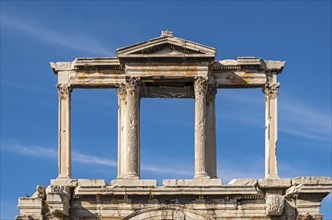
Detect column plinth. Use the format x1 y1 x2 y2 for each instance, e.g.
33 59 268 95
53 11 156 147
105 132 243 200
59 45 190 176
194 77 209 179
57 83 72 179
124 77 140 179
263 80 280 179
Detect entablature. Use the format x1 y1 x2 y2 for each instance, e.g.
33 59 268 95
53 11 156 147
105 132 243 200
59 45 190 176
50 32 285 89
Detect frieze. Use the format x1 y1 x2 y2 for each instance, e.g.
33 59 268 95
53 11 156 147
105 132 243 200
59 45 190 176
74 65 124 71
119 57 214 63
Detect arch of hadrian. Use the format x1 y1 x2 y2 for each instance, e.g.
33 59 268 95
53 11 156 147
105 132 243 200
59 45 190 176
17 31 331 220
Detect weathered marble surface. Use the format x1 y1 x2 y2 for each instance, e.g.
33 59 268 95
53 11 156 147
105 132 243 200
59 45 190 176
16 177 331 219
16 32 330 220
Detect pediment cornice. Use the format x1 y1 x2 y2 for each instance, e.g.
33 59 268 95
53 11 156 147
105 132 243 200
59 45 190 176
116 32 216 62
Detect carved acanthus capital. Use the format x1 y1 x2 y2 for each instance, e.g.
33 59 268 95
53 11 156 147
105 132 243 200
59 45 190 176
57 84 72 99
194 77 208 95
125 76 141 92
117 83 127 98
265 194 285 216
262 83 280 98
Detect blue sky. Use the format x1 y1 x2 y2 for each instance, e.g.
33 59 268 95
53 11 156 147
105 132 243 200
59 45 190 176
0 1 331 219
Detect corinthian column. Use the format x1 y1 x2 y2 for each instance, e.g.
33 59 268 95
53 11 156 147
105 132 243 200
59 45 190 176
206 86 217 178
125 77 140 179
117 84 126 179
57 83 72 179
262 80 280 179
194 77 209 179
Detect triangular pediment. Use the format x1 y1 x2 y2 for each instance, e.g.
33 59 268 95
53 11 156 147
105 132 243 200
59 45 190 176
131 43 205 55
116 32 216 62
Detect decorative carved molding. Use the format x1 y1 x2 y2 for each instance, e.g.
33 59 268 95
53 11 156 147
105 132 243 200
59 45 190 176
262 83 280 98
133 43 201 55
117 83 127 98
304 213 314 220
194 77 208 95
266 194 285 216
125 76 141 92
57 84 72 99
49 185 68 195
75 65 124 71
50 62 72 72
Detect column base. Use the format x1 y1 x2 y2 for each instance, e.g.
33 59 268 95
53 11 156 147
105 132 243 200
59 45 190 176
194 173 210 179
163 178 222 186
123 174 140 180
111 179 157 187
265 174 280 179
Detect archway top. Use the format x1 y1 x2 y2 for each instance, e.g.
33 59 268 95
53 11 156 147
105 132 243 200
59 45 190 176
116 31 216 62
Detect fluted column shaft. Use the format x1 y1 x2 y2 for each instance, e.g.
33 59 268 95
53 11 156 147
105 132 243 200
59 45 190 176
57 84 72 179
194 77 209 178
125 77 140 179
263 75 279 179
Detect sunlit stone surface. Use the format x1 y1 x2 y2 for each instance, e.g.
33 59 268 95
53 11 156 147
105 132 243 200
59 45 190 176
16 31 331 220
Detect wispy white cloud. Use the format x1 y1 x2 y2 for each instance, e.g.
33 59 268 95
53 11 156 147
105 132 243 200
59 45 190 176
279 97 331 142
1 141 116 166
72 151 117 167
1 13 111 56
217 91 331 143
0 141 190 176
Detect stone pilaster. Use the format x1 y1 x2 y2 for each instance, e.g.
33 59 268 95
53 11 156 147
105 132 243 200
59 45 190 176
117 84 126 179
57 83 72 179
262 77 280 179
206 86 217 178
194 77 209 179
125 77 140 179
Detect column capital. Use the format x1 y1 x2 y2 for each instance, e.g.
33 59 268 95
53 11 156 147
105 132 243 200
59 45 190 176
117 83 127 99
262 83 280 98
125 76 141 91
194 76 208 93
57 83 72 98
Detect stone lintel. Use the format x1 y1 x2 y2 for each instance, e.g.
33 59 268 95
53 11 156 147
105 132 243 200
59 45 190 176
111 179 157 187
258 178 291 189
228 178 258 186
17 197 43 211
74 185 259 197
50 178 107 187
211 58 285 73
163 179 222 187
140 85 194 98
292 176 332 185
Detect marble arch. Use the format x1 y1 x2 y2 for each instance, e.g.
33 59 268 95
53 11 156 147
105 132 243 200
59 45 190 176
16 31 332 220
